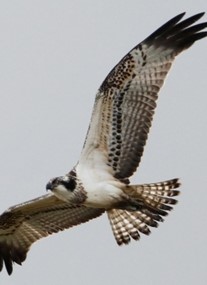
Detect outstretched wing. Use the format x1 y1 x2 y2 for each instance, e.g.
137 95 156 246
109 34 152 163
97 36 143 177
0 194 104 275
79 12 207 181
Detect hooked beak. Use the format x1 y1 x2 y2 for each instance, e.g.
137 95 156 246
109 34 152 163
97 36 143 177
46 180 53 191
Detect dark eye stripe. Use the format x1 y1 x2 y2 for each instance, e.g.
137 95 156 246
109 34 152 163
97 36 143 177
61 178 76 191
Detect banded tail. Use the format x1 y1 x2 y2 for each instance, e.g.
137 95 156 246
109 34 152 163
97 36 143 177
107 178 180 245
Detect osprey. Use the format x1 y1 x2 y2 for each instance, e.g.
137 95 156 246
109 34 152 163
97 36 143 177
0 12 206 275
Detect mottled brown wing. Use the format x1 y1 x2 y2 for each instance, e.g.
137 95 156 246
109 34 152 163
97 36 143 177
0 194 104 275
79 13 207 181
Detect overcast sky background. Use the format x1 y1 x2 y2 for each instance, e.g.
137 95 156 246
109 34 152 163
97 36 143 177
0 1 206 284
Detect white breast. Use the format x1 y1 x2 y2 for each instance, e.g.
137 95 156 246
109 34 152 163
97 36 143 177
76 149 124 208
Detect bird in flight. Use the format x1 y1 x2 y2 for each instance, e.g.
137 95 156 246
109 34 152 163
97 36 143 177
0 12 206 275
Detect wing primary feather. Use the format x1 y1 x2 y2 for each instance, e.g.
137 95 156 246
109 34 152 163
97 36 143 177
144 12 186 42
144 12 205 43
144 12 207 51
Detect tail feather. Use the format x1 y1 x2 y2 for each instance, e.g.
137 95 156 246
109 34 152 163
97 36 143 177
107 209 139 245
107 178 180 245
124 178 180 214
127 178 180 197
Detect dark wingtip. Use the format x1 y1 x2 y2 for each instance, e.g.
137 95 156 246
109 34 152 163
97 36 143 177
145 12 186 42
194 12 205 18
184 12 205 23
6 265 13 276
2 255 13 275
0 243 26 275
168 12 186 23
144 12 207 51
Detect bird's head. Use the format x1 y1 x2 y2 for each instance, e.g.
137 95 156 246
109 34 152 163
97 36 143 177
46 175 77 202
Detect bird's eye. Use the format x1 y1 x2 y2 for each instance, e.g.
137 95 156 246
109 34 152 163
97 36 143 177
46 178 58 190
61 177 76 191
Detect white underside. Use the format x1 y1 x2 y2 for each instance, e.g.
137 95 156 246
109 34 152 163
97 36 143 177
78 149 125 208
53 149 125 208
84 181 124 208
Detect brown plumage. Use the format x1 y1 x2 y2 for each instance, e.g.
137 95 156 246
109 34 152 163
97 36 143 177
0 12 206 275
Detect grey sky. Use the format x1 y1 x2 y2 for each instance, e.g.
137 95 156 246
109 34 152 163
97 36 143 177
0 1 207 284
